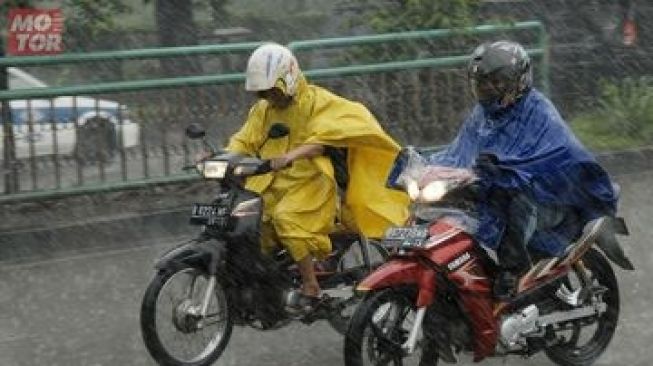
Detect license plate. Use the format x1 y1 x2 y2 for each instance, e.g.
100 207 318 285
384 227 429 249
190 204 229 226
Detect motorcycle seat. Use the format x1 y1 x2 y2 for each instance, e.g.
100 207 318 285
561 216 609 258
523 217 610 280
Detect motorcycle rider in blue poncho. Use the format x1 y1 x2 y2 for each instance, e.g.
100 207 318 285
428 41 618 299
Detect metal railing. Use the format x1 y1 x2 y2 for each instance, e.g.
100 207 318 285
0 21 548 200
290 20 548 95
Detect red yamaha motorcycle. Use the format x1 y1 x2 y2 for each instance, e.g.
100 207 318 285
344 148 634 366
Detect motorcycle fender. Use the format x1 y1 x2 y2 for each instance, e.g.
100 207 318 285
356 259 421 291
357 259 437 307
155 240 225 273
595 223 635 270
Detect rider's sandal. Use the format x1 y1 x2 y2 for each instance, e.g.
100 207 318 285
285 293 323 315
286 294 331 317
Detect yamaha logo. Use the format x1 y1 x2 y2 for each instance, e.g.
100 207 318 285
447 252 471 271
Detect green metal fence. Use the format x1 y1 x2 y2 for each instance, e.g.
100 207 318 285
0 21 547 200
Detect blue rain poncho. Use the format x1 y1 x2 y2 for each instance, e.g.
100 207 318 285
429 89 618 255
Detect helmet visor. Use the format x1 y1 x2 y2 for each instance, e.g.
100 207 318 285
469 73 509 103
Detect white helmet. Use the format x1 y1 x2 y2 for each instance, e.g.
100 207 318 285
245 43 301 96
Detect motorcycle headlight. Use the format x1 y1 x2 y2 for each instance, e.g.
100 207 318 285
406 179 420 201
419 180 448 202
201 160 229 179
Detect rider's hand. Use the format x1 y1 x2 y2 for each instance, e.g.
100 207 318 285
270 155 293 171
473 152 501 178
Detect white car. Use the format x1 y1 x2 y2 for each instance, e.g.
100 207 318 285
2 67 140 160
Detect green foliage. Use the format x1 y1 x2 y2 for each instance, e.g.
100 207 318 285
335 0 484 67
64 0 131 40
0 0 31 13
595 77 653 137
570 77 653 151
345 0 481 32
222 1 331 42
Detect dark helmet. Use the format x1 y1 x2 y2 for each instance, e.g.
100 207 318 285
468 41 532 110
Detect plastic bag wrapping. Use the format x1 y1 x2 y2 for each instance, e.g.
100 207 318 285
389 146 480 236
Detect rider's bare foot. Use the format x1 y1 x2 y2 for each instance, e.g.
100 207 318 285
301 282 321 298
297 255 322 298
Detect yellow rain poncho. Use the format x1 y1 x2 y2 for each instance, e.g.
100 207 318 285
227 77 409 261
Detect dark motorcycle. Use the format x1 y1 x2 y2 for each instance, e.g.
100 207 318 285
344 148 634 366
140 123 387 366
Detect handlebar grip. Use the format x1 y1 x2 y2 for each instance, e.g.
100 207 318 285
252 159 295 175
255 160 273 174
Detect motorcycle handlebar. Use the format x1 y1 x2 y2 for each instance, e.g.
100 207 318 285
254 160 272 174
181 155 293 177
252 159 294 175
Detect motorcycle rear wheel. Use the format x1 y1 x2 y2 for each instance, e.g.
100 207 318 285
140 265 233 366
328 239 389 335
545 248 620 366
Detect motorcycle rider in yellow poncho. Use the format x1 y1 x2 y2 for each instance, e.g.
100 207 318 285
225 43 409 305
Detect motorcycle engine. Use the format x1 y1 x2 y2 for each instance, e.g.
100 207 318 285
499 305 540 348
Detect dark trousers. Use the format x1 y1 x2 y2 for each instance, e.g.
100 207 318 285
494 191 567 273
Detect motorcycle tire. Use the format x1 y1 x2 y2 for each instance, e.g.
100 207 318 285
345 287 429 366
328 239 389 335
545 248 620 366
140 265 233 366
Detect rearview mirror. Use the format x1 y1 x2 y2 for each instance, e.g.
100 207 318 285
268 123 290 139
185 123 206 140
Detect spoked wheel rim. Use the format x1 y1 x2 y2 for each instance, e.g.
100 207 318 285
356 291 424 366
363 303 409 365
546 249 619 365
155 268 230 363
327 239 389 334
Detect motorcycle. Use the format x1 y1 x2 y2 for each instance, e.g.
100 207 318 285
140 123 388 366
344 147 634 366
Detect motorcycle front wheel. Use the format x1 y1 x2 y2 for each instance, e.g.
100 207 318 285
140 265 233 366
344 288 428 366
